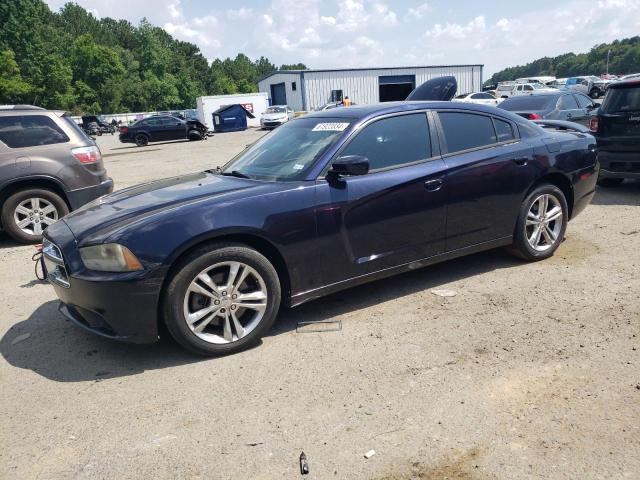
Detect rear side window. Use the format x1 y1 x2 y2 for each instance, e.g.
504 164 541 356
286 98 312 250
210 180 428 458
494 118 515 142
438 112 496 153
61 115 92 142
602 86 640 113
0 115 69 148
574 94 594 109
341 113 431 171
557 95 579 110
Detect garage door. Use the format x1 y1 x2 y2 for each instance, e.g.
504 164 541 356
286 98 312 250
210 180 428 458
379 75 416 102
270 83 287 106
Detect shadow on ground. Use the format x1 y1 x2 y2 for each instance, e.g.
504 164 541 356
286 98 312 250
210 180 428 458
591 180 640 206
1 248 522 383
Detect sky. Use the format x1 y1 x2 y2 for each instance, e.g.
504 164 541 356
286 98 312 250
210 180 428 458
44 0 640 77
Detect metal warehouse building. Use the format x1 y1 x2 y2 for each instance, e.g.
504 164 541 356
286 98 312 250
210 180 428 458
257 64 483 111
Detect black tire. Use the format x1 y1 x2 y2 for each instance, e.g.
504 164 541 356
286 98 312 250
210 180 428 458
507 184 568 261
163 243 281 356
135 133 149 147
1 188 69 243
589 88 601 99
597 177 624 187
187 130 202 141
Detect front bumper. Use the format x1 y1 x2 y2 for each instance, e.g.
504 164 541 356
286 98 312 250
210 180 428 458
597 151 640 179
261 120 285 129
42 223 165 344
66 178 114 210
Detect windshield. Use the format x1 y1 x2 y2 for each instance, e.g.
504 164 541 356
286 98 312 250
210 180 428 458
531 83 547 89
220 118 350 181
500 95 555 111
265 107 286 114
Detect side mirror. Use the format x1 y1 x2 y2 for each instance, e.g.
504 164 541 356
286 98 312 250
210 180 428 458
586 104 596 111
327 155 369 180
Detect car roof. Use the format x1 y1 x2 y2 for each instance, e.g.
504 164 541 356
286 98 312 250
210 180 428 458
304 101 526 123
608 78 640 89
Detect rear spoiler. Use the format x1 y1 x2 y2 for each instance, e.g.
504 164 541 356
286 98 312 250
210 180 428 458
532 120 591 134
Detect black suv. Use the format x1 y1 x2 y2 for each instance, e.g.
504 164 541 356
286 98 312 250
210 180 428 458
590 79 640 186
0 105 113 243
119 115 208 147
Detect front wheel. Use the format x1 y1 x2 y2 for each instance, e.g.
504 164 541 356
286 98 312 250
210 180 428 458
507 184 568 261
163 243 281 356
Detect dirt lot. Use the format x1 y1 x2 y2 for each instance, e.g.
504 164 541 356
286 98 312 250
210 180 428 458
1 131 638 479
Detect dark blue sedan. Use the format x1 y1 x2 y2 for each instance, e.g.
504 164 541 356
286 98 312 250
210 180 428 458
42 95 598 356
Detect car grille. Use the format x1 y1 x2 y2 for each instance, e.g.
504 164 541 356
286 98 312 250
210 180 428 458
42 237 70 288
263 121 281 127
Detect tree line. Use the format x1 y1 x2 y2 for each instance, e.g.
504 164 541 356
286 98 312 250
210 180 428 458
0 1 307 114
486 36 640 85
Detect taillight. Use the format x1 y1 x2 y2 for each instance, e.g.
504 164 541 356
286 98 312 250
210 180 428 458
119 126 128 134
71 146 101 164
527 113 542 120
589 117 599 133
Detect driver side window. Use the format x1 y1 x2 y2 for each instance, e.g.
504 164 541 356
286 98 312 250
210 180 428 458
339 114 431 172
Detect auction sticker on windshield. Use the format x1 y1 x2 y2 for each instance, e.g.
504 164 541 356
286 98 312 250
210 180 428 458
312 122 349 132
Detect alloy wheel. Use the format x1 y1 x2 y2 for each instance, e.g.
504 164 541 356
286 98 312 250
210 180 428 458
182 261 268 344
13 197 59 236
525 193 563 252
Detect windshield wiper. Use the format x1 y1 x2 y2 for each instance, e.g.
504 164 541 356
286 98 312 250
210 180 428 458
220 170 252 179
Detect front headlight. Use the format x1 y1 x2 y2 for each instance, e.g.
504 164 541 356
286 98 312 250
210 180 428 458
80 243 143 272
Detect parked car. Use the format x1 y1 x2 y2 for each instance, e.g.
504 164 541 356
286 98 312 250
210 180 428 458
565 76 609 99
118 115 208 146
452 92 500 106
510 83 557 96
315 102 343 111
496 82 516 98
82 115 114 135
81 121 100 137
589 78 640 186
620 73 640 81
0 105 113 243
498 91 597 127
260 106 295 129
41 76 598 356
546 78 567 88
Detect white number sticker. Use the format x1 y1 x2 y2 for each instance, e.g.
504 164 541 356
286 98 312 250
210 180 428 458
312 122 349 132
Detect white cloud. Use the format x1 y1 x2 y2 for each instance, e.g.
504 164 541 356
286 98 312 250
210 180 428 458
227 7 253 20
168 1 181 20
425 16 485 39
406 3 430 20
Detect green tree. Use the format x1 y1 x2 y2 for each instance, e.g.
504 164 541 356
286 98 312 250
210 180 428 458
0 49 31 102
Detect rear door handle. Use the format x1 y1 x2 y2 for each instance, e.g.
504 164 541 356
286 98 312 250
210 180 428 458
424 179 443 191
513 157 529 166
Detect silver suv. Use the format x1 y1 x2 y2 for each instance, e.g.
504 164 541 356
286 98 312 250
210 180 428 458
0 105 113 243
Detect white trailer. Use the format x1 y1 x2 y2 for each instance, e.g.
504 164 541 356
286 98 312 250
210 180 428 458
196 93 269 130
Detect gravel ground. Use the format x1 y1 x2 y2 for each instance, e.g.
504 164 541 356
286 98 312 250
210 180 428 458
1 131 638 479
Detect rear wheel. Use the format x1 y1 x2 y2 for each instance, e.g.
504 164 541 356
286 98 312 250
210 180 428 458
135 133 149 147
163 243 281 356
597 177 624 187
187 130 202 141
1 188 69 243
508 184 567 261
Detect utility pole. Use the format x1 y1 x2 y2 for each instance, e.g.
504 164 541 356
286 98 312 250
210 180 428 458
606 49 611 75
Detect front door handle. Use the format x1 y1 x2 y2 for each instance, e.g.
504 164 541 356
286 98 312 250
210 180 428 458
424 179 443 191
513 157 529 166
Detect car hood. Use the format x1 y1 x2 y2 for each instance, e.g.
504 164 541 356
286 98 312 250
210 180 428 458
406 76 457 101
61 172 259 244
262 113 287 121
